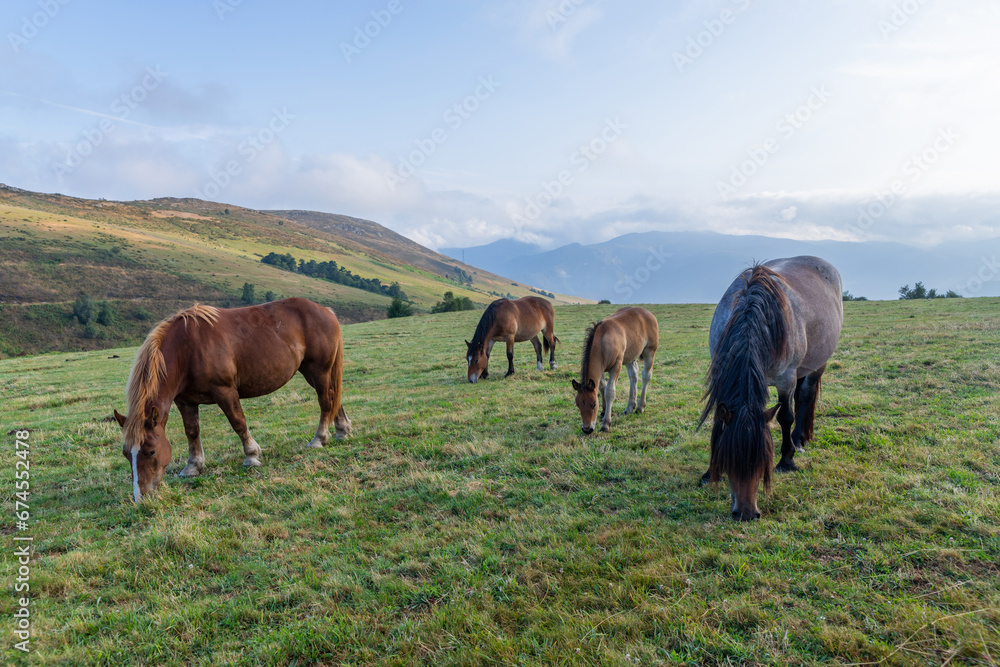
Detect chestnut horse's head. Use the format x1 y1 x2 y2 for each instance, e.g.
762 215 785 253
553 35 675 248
466 339 488 383
571 378 599 434
114 407 172 503
708 402 780 521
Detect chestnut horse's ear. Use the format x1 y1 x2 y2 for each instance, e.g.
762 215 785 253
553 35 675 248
585 378 596 392
148 406 160 428
465 340 471 347
764 403 781 423
113 410 127 428
571 379 581 391
717 403 733 424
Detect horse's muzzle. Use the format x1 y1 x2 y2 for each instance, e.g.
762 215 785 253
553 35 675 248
581 425 594 435
732 510 761 522
468 374 479 384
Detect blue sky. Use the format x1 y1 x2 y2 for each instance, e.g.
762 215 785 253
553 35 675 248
2 0 998 250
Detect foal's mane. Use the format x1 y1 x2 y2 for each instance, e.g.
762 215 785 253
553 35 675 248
469 299 503 350
700 264 790 484
123 304 219 448
579 321 600 382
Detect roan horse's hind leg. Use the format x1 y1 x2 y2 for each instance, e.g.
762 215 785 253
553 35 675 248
531 336 544 371
791 367 824 453
176 401 205 477
212 386 263 467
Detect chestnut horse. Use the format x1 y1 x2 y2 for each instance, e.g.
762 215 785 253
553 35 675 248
699 256 842 521
571 307 659 433
466 296 558 383
113 298 351 502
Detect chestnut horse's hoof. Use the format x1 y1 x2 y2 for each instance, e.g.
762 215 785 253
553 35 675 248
179 463 203 477
306 438 325 449
243 456 263 468
699 470 711 486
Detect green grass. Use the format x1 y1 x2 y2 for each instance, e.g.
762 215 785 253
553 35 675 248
1 300 998 665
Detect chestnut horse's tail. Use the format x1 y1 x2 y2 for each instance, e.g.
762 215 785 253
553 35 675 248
330 322 345 419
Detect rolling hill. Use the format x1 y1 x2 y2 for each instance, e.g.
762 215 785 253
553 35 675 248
0 184 590 357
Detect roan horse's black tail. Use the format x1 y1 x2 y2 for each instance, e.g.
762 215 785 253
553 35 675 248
700 265 791 488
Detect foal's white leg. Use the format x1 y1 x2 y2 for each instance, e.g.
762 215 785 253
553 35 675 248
624 360 639 415
638 353 653 413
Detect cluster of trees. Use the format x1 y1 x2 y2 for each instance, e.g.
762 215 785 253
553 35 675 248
898 282 961 300
240 283 280 304
489 290 515 299
72 294 116 339
261 252 407 300
529 287 555 298
431 291 475 313
448 267 473 285
842 291 868 302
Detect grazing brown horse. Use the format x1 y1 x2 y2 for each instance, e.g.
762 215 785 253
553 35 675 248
466 296 558 383
571 307 659 433
700 256 842 521
113 298 351 502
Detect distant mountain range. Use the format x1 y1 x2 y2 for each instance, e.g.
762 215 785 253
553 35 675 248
443 232 1000 302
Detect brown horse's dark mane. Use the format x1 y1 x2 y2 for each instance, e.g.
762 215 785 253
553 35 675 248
469 299 504 351
579 321 600 382
701 264 790 488
123 304 219 449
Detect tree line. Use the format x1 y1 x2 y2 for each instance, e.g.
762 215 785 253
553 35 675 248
261 252 407 300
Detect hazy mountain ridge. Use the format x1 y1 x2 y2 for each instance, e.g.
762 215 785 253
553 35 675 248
444 232 1000 302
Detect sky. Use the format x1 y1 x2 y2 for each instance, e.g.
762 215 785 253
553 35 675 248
2 0 999 251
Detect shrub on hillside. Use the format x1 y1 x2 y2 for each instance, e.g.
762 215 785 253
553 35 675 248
431 291 475 313
387 296 414 318
73 294 93 325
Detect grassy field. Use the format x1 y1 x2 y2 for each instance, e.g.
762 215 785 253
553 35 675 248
1 299 998 665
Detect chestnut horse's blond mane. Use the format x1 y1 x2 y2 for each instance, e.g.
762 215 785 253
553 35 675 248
123 305 220 449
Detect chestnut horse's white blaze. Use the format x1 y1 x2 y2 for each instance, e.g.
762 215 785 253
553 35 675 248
700 256 843 522
115 298 350 502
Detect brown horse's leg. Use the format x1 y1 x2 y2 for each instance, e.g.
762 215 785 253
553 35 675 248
302 362 336 449
504 338 515 377
774 387 797 472
531 336 543 371
176 401 205 477
482 340 495 379
212 387 262 467
637 349 654 413
334 404 352 440
624 360 639 414
601 363 621 432
792 368 824 451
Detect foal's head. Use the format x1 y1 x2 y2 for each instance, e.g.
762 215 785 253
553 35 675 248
114 407 172 503
571 378 599 434
465 340 488 383
708 402 780 521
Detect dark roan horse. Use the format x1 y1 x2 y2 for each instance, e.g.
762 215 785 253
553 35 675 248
466 296 558 383
700 256 842 521
114 298 351 502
